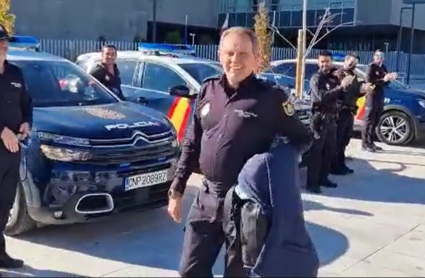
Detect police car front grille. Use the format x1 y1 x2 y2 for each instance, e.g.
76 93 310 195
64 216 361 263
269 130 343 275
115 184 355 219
85 141 178 165
89 130 174 147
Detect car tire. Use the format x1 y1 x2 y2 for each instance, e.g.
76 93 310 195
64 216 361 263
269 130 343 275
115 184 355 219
5 183 36 236
376 111 414 146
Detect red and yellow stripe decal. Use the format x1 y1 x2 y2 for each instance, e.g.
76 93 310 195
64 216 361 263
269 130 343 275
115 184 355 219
355 96 366 120
167 97 193 142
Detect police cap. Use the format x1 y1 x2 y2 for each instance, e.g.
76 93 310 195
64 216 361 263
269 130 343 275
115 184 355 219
0 24 11 41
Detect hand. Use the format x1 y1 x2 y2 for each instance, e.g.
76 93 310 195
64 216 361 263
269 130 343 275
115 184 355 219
383 73 393 82
168 196 183 223
1 128 19 153
390 72 398 80
362 83 375 94
341 75 355 89
19 122 30 139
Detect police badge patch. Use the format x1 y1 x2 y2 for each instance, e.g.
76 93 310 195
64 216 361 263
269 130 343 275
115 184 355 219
83 107 126 119
282 100 295 116
200 103 210 117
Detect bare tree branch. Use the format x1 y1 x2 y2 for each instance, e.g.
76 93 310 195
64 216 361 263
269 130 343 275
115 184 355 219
304 8 358 59
267 23 297 50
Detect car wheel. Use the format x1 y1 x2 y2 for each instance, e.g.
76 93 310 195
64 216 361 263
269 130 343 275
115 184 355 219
376 111 414 146
5 183 36 236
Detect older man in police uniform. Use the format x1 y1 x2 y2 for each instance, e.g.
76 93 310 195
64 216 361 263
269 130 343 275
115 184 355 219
167 27 312 277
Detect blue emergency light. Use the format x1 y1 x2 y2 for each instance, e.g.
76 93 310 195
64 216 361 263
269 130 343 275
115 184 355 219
8 36 40 50
138 43 195 55
331 52 346 61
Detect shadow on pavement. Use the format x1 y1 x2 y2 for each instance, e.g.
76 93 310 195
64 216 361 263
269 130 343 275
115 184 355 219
303 200 374 217
322 157 425 205
0 266 76 277
11 184 349 276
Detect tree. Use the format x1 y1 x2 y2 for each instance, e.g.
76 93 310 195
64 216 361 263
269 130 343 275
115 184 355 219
254 1 272 73
0 0 15 34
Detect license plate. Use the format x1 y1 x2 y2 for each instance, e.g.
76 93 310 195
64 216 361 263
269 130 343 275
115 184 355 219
125 169 169 191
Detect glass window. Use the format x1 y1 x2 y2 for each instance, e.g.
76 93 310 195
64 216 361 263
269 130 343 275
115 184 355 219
304 63 319 80
11 61 117 107
178 63 223 85
272 63 296 77
115 59 138 86
142 62 188 92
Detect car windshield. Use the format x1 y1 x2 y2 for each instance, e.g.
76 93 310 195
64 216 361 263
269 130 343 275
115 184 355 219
178 62 223 85
10 60 118 107
356 65 408 90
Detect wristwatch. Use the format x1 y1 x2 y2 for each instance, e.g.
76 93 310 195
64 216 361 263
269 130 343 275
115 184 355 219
168 189 182 199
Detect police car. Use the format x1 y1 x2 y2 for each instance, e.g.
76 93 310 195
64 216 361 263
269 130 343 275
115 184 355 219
5 37 180 235
262 57 425 146
77 43 311 142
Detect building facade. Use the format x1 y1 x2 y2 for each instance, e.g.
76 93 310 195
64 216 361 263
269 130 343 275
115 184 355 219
11 0 219 42
218 0 425 53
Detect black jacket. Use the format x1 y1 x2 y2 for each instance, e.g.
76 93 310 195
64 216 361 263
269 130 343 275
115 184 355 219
333 67 364 114
0 61 32 135
89 63 125 100
309 69 342 115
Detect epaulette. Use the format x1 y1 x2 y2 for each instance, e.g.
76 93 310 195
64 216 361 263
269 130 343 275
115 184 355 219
201 75 221 84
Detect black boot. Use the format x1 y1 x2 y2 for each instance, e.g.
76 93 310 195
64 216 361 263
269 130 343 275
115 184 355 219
0 252 24 269
320 179 338 188
305 185 322 194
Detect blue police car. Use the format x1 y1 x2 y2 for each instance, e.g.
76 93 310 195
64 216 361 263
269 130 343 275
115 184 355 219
5 37 180 235
260 58 425 146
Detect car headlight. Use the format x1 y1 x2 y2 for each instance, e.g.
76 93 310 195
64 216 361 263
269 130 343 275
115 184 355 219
417 99 425 109
40 145 92 162
37 132 90 147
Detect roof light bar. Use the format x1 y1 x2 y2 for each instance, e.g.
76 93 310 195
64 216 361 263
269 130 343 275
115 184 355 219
138 43 195 55
8 35 40 50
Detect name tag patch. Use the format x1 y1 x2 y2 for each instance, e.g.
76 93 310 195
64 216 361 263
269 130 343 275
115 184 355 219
234 109 258 118
11 82 22 89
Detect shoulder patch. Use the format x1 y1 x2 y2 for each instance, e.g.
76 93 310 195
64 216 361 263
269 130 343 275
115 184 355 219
282 99 295 116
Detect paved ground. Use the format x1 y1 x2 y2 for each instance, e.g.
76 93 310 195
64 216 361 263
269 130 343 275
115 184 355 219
1 138 425 277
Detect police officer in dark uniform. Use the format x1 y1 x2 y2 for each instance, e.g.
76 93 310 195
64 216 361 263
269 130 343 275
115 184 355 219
89 44 125 100
362 49 397 152
306 50 352 194
167 27 312 277
0 25 32 269
330 52 373 175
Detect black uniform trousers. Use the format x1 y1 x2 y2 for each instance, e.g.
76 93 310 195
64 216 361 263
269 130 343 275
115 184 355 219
179 179 245 278
0 147 21 254
362 96 384 147
332 109 354 171
307 116 337 187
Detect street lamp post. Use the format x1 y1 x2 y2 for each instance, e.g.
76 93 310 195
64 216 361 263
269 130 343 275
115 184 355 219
152 0 157 43
300 0 308 98
406 3 416 85
396 7 412 73
189 33 196 45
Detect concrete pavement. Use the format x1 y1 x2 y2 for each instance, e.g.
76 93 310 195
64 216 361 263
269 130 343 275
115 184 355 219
1 138 425 277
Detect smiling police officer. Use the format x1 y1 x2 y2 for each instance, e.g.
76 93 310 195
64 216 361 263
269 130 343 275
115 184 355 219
0 24 32 269
167 27 312 277
89 45 125 100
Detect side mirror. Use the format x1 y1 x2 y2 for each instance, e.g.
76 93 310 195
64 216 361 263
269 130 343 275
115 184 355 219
169 85 191 97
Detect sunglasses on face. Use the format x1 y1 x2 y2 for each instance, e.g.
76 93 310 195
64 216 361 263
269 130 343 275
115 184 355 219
375 54 384 58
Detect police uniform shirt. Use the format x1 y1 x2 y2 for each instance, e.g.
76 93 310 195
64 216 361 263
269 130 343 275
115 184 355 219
171 74 312 194
333 67 362 112
0 61 32 136
89 63 125 100
309 69 342 114
365 62 389 100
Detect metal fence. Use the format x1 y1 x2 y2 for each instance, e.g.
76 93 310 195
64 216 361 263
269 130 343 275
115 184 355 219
39 39 425 77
